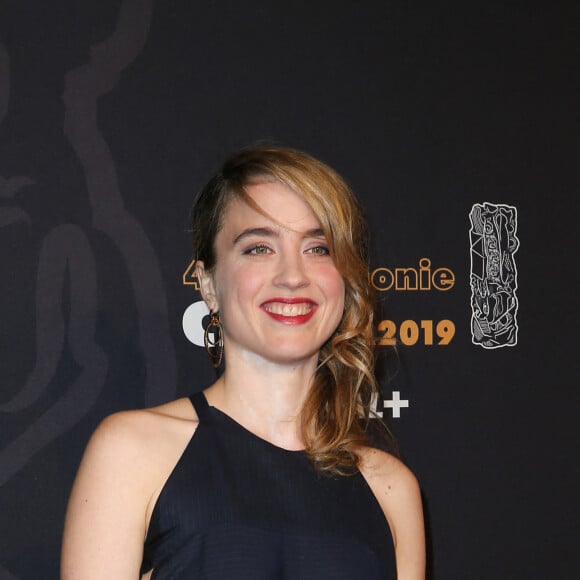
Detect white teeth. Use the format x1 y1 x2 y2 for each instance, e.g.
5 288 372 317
264 302 313 316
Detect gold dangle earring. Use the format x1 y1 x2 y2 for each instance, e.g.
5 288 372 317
204 310 224 368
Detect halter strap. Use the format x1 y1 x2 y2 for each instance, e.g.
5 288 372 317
189 391 209 419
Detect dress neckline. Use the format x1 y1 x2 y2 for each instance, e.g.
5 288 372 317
192 391 307 455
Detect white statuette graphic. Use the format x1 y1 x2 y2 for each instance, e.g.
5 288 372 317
469 203 519 348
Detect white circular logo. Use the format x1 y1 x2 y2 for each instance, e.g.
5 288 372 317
182 300 209 347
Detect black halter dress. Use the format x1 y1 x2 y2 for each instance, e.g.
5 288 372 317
141 392 395 579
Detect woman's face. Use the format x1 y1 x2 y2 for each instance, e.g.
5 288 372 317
199 179 345 367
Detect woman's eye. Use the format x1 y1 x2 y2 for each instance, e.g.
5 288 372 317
307 245 330 256
244 245 271 255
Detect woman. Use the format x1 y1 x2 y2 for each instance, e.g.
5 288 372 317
61 146 425 579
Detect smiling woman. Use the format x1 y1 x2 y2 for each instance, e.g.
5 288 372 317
196 180 346 376
61 146 426 580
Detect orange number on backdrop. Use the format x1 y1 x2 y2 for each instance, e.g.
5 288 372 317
420 319 434 345
377 320 397 345
377 319 455 346
399 320 419 346
182 259 200 289
436 319 455 344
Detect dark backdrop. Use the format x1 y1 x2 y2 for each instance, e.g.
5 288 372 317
0 1 577 578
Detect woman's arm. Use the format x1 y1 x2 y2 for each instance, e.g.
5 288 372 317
360 448 426 580
61 412 154 579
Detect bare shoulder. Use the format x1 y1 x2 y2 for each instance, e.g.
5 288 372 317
92 397 198 447
61 398 198 579
358 447 426 579
83 398 197 477
358 447 421 504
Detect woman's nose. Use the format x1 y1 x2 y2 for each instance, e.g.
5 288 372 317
272 252 309 289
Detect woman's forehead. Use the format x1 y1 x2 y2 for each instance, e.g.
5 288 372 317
221 180 323 234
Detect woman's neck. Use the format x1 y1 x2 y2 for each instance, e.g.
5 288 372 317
204 350 318 450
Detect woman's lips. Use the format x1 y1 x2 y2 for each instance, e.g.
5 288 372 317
261 299 317 324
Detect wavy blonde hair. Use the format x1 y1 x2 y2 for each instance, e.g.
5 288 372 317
192 145 386 474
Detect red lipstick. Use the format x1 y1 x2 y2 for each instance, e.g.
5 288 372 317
260 298 318 325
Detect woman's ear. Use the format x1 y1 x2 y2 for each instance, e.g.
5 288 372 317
196 261 219 311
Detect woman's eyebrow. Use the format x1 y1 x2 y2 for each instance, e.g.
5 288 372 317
233 227 278 245
304 228 325 239
232 226 326 246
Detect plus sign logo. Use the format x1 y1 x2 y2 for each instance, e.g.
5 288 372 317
373 391 410 419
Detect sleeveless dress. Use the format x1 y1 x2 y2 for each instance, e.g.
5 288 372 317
141 392 395 579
